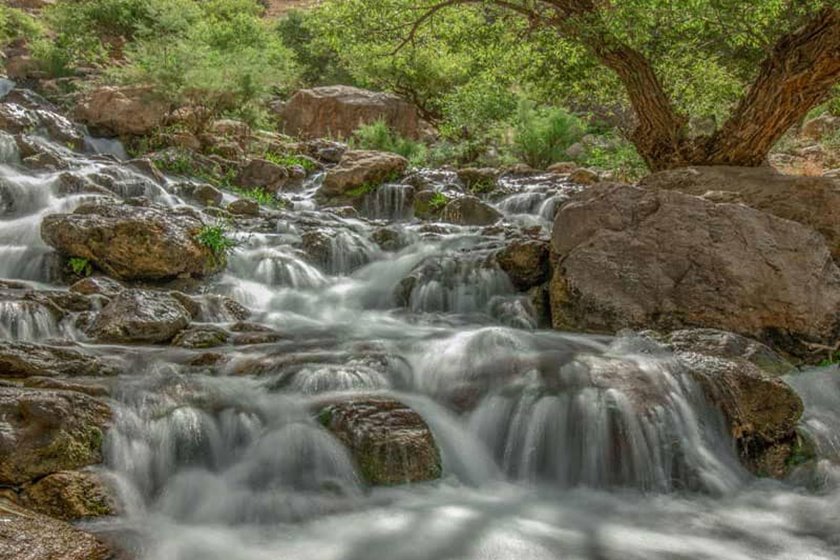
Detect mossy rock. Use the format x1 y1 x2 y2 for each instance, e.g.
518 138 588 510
315 396 442 486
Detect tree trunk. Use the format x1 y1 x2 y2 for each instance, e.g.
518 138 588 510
704 8 840 167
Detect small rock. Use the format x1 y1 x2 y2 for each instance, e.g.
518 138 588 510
0 341 118 378
319 150 408 199
569 168 600 185
87 289 191 344
236 158 290 194
316 396 442 485
228 198 261 216
23 470 117 521
172 325 229 349
441 196 502 226
496 238 550 291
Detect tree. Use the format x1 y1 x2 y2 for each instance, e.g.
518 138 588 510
373 0 840 171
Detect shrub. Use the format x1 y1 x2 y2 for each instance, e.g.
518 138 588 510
111 4 300 131
264 152 317 172
275 9 354 86
351 119 427 166
511 101 584 169
195 222 238 264
231 186 285 208
428 192 448 211
68 257 93 277
582 134 648 182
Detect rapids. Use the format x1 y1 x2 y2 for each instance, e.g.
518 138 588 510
1 85 839 560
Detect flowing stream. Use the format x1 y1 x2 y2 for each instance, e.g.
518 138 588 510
1 86 840 560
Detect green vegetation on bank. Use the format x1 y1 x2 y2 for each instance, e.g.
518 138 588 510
6 0 838 177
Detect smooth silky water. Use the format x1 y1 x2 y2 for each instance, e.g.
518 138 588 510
1 93 839 560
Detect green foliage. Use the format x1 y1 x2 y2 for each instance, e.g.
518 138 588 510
195 222 238 264
582 135 649 182
110 1 300 130
309 0 835 171
511 102 584 170
231 186 285 208
817 352 840 368
0 6 44 49
428 192 448 211
275 9 354 86
345 182 380 198
263 152 317 172
31 0 299 127
351 119 427 166
68 257 93 277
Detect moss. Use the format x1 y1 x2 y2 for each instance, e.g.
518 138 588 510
264 151 317 172
345 182 379 198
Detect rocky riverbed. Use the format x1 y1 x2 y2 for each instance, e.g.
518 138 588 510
1 78 840 560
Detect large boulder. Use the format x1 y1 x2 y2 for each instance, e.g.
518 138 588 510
316 397 442 485
75 86 169 136
280 86 424 140
0 499 111 560
0 341 118 379
640 166 840 260
318 150 408 199
0 387 111 485
550 185 840 357
87 289 191 344
41 202 224 281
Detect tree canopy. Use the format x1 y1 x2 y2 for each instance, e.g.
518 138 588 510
300 0 840 169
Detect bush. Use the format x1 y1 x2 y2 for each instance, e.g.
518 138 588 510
351 119 427 166
0 6 44 48
108 0 300 130
275 9 354 87
511 102 584 169
195 222 238 265
582 134 648 182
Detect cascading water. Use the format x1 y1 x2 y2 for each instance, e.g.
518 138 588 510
1 83 840 560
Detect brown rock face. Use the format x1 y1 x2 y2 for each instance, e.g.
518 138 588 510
319 150 408 199
23 470 117 521
496 238 550 291
0 387 111 485
316 397 442 485
41 202 222 281
75 86 168 136
0 341 118 379
280 86 423 140
640 166 840 261
0 499 111 560
88 289 191 344
550 185 840 356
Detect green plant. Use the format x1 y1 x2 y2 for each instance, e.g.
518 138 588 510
68 257 93 277
263 152 317 172
511 101 584 169
582 135 649 182
817 351 840 368
345 182 379 198
231 186 286 208
351 119 427 166
195 222 238 265
428 192 448 211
